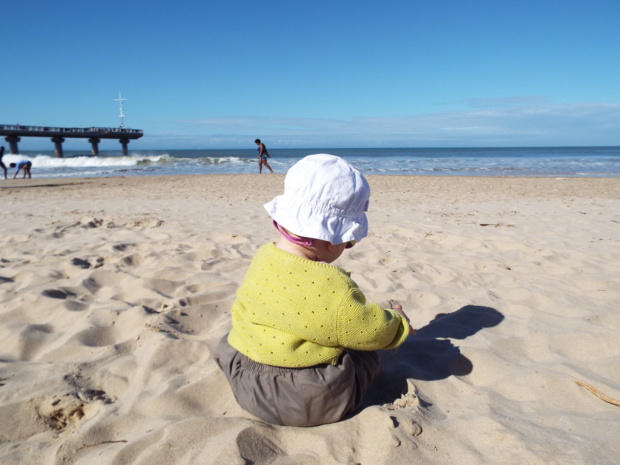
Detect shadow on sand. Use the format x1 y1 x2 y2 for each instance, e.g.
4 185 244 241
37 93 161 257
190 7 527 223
364 305 504 407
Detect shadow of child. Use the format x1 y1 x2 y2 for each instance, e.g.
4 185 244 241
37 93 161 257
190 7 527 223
365 305 504 407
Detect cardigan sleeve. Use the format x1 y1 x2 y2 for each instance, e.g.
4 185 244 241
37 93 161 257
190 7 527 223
336 285 410 350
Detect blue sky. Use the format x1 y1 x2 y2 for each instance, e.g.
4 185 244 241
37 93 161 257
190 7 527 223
2 0 619 150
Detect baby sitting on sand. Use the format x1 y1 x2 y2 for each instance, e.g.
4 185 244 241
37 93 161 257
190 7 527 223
215 154 413 427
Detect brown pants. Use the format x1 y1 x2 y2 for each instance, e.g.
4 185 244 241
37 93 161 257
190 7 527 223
214 335 381 427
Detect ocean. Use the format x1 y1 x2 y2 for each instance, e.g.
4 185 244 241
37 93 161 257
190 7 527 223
3 146 620 179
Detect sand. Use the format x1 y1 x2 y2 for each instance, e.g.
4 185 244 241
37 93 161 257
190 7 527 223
1 174 619 464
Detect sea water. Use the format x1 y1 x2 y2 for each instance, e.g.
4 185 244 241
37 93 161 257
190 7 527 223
2 146 619 179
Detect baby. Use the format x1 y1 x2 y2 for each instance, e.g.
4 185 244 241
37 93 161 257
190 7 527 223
215 154 412 427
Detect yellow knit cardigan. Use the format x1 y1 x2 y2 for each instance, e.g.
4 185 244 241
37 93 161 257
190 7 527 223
228 243 410 368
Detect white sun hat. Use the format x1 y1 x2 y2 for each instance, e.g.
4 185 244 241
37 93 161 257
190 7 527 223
264 154 370 245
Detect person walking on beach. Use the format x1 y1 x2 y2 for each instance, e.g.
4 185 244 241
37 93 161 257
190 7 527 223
0 146 7 179
215 154 414 427
255 138 274 173
10 160 32 179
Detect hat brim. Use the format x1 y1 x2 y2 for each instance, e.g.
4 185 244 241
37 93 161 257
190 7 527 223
265 195 368 245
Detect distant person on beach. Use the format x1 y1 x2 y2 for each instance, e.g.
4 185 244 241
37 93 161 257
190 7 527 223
0 146 7 179
215 154 414 427
10 160 32 179
254 138 274 173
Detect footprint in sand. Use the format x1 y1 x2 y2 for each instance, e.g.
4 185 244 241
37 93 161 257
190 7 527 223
0 393 99 440
17 324 55 361
76 326 119 347
71 257 92 269
70 256 104 269
36 394 87 432
113 243 136 252
42 286 90 312
0 275 15 284
390 415 423 438
64 300 89 312
121 253 143 267
42 288 77 299
79 217 105 229
236 427 284 464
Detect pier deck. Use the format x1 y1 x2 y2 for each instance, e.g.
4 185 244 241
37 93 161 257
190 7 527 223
0 124 144 156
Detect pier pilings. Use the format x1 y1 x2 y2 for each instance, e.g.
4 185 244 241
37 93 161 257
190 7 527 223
5 135 20 154
119 139 130 156
52 136 65 158
89 137 101 156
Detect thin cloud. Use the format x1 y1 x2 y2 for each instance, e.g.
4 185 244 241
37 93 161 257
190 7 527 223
464 96 552 108
162 102 620 148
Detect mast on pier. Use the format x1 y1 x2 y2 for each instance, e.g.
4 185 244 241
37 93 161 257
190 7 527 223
114 92 127 129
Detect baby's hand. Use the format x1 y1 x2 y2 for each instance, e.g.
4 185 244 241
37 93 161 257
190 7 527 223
389 301 416 335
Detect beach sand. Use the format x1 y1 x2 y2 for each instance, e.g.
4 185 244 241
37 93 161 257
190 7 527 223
1 174 619 464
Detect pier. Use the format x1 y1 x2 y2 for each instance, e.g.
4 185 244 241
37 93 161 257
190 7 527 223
0 124 144 157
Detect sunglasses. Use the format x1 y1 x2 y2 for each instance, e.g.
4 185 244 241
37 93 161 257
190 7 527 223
345 240 356 249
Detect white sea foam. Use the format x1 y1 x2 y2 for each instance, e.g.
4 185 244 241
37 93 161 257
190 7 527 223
37 154 163 168
3 153 165 167
4 147 618 179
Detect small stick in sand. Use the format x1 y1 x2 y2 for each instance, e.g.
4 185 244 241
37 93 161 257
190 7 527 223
575 380 620 407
